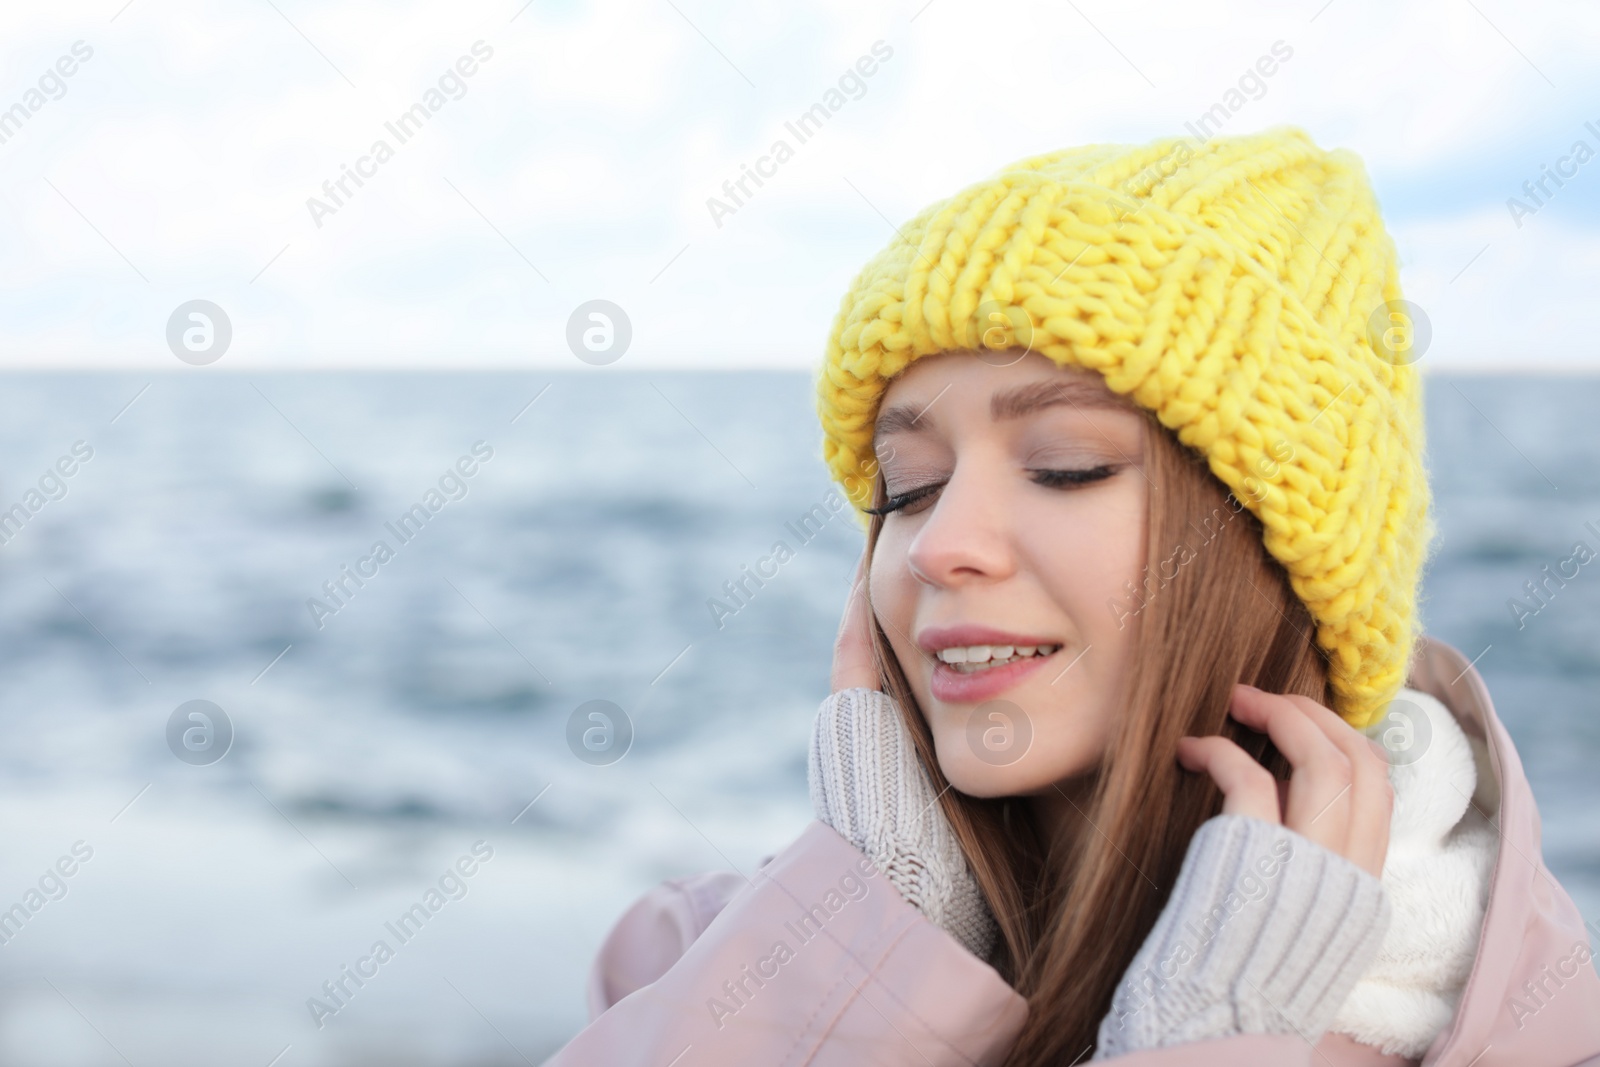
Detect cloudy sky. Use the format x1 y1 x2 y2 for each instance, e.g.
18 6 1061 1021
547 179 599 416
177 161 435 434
0 0 1596 369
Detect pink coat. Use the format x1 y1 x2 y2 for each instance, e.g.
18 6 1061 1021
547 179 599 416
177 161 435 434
546 637 1600 1066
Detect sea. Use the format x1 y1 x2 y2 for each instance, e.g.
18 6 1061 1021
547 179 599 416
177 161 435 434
0 370 1594 1066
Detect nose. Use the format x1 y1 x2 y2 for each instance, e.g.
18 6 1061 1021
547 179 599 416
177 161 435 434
905 461 1017 590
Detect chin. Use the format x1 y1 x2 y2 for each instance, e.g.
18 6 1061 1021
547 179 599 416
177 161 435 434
933 735 1094 799
938 762 1015 799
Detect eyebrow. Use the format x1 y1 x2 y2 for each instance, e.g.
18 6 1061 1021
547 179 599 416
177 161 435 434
873 375 1136 439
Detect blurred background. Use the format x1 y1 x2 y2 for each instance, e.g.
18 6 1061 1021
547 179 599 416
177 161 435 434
0 0 1597 1063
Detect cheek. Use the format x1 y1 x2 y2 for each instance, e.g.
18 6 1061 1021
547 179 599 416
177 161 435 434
869 531 920 662
1029 487 1145 663
948 484 1143 793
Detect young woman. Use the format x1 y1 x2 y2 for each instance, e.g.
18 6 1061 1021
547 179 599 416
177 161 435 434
547 128 1600 1065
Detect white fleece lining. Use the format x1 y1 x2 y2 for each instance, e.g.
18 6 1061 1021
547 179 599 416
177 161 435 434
1331 688 1498 1058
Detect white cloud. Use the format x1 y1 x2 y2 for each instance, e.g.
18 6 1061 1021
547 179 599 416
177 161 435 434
0 0 1596 367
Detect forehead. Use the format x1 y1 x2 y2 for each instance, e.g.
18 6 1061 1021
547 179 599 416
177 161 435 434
872 352 1136 441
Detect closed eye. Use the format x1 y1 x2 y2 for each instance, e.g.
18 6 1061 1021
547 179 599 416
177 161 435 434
865 465 1120 517
1029 464 1118 488
864 481 944 517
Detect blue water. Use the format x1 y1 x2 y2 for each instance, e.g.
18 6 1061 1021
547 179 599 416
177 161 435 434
0 371 1594 1064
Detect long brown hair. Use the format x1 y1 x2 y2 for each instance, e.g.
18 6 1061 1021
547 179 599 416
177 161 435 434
863 408 1334 1065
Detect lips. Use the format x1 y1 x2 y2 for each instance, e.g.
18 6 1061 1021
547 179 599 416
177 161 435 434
917 624 1063 704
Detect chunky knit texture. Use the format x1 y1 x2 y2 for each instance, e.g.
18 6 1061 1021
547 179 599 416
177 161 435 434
815 126 1434 727
809 686 1491 1056
1094 814 1392 1058
808 687 999 963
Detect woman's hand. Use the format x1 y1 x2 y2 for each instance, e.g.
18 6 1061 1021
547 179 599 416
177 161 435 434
1175 685 1394 879
1103 693 1395 1056
830 549 878 692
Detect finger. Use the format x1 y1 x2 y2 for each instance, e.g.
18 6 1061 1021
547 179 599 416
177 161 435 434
1228 688 1348 852
1284 695 1394 878
1229 685 1352 854
1176 736 1280 824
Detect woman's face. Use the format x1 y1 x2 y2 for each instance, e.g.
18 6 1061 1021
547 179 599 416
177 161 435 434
869 350 1149 798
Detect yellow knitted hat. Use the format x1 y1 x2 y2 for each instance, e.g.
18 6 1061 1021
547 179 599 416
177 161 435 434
816 126 1433 728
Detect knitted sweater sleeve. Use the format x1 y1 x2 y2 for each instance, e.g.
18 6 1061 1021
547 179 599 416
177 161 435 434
810 688 1394 1057
808 687 999 962
1092 814 1392 1058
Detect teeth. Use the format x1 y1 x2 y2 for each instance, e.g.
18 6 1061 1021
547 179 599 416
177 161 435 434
936 644 1060 672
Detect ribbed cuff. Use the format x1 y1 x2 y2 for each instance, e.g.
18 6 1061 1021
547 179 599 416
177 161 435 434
1094 814 1391 1058
808 687 1000 964
809 688 900 852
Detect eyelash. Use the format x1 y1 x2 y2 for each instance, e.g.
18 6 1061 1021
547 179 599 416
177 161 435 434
864 464 1119 517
